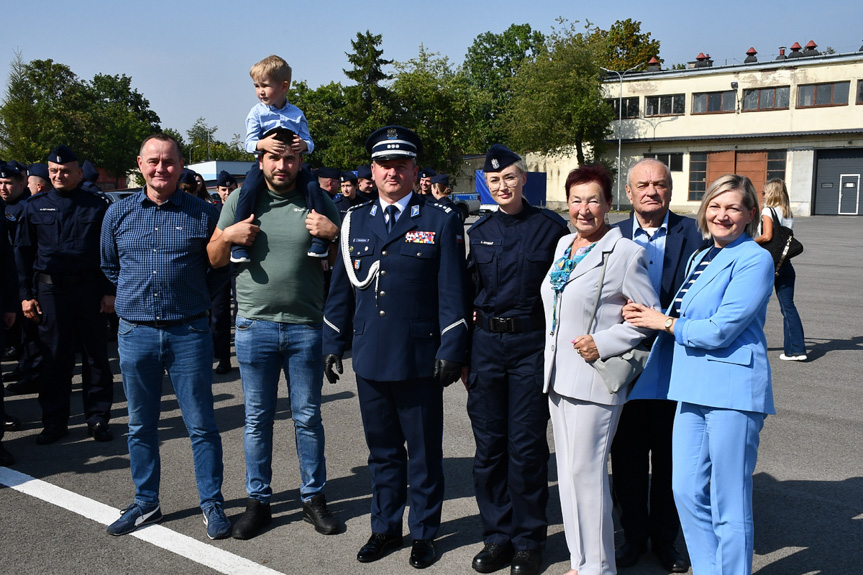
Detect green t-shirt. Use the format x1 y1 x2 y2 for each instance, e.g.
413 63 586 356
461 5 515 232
218 185 340 324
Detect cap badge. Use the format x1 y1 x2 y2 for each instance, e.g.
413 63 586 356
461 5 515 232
56 155 62 162
386 128 398 140
491 158 500 169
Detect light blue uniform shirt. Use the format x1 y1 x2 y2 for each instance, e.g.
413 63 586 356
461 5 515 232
630 211 669 311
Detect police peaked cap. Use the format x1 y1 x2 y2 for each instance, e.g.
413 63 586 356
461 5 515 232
366 125 422 161
46 145 79 164
430 174 449 187
484 144 521 173
216 170 237 187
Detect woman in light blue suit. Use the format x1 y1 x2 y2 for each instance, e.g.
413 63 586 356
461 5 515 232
625 174 775 575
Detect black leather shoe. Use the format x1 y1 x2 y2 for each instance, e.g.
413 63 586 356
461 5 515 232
357 533 402 563
88 422 114 442
472 542 514 573
4 415 22 432
409 539 436 569
653 543 689 573
36 424 68 445
616 540 647 568
231 498 272 540
5 379 40 395
0 441 14 466
510 550 542 575
302 493 341 534
214 359 232 375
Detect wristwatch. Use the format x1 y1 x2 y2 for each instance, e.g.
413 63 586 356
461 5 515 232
664 317 674 334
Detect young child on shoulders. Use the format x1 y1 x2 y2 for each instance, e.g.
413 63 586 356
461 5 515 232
230 54 329 263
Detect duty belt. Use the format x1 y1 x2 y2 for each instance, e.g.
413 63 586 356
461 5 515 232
475 310 545 334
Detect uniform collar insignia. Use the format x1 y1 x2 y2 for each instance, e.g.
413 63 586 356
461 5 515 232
411 204 420 217
370 204 378 216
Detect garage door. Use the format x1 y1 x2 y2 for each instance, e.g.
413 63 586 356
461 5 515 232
813 149 863 215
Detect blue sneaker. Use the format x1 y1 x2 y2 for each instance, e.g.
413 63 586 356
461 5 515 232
202 501 231 540
107 502 162 536
307 237 329 258
230 245 251 264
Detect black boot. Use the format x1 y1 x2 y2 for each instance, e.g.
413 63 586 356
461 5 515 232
302 493 341 534
231 498 272 540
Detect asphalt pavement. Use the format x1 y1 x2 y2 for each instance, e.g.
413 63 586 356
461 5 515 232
1 215 861 574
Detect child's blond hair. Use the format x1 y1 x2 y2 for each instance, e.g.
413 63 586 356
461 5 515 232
250 55 292 85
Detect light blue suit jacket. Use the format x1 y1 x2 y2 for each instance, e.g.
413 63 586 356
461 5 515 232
630 234 776 414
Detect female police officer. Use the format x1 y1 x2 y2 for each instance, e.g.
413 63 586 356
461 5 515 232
466 145 568 575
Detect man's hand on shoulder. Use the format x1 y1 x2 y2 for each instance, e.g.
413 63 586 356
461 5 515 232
306 210 338 242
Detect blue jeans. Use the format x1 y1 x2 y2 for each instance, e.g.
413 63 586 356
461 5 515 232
117 316 224 508
234 316 326 503
775 261 806 355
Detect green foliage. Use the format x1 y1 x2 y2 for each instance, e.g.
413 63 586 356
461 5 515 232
592 18 661 71
185 117 254 163
0 53 161 178
500 19 614 165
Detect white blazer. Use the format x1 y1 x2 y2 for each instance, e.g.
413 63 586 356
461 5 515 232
540 228 659 405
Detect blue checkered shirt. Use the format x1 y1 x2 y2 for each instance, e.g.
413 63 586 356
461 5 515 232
101 188 220 322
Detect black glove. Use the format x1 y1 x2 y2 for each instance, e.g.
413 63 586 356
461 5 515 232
433 358 462 387
324 354 343 384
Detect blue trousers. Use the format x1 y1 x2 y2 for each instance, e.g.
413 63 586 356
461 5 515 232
672 402 765 575
775 261 806 355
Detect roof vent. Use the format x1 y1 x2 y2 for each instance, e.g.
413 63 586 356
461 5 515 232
647 56 661 72
744 47 758 63
788 42 803 58
803 40 820 56
776 46 787 60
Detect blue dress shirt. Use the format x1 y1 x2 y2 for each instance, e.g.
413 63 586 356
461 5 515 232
630 212 668 311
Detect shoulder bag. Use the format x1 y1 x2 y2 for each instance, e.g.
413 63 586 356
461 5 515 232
762 207 804 275
586 241 650 394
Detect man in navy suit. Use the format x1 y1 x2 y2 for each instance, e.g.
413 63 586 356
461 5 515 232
323 126 469 570
610 158 707 572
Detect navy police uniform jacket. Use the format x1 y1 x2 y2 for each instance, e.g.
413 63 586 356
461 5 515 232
14 185 114 301
323 193 469 381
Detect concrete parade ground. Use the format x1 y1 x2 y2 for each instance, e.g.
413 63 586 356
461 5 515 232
1 215 861 574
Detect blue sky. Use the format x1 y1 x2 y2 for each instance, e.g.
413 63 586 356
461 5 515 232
2 0 860 148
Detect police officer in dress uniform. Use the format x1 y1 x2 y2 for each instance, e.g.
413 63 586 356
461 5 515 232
14 145 114 445
429 174 464 224
466 145 568 575
323 126 469 570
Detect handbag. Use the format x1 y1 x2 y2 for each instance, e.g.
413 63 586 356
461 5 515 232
585 241 650 394
762 207 804 275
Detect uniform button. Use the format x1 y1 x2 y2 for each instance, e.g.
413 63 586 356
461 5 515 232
152 270 157 274
382 250 387 256
416 251 422 256
380 291 386 297
380 270 387 276
379 310 386 317
153 249 157 252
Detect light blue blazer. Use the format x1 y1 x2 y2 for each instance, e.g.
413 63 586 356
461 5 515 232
631 234 776 414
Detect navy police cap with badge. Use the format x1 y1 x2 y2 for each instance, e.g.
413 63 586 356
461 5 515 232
366 125 422 161
46 145 79 164
28 163 50 181
419 167 436 179
0 162 23 179
216 170 237 187
340 171 358 184
356 164 372 180
317 167 340 179
484 144 521 173
178 169 198 187
431 174 449 187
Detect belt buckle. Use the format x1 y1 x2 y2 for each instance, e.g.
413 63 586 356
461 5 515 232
490 316 514 333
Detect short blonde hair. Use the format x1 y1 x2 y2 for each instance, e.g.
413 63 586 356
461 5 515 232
250 55 292 84
696 174 760 239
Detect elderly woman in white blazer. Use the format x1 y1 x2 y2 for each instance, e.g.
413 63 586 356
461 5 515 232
540 165 658 575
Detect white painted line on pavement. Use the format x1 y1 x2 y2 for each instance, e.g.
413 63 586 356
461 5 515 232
0 466 285 575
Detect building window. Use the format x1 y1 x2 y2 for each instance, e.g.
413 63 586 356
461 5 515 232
797 82 850 107
742 87 791 111
688 152 707 201
692 91 737 114
644 152 683 172
766 150 787 182
645 94 685 116
857 80 863 104
606 97 639 118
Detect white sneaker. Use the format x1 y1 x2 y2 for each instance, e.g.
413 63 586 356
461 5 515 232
779 354 807 361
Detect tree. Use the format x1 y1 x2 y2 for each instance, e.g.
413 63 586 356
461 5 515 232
463 24 545 151
499 19 614 165
390 46 474 178
592 18 661 71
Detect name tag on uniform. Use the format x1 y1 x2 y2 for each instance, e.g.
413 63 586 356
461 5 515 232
405 231 435 244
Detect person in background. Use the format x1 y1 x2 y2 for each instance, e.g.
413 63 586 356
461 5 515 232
611 158 705 573
429 174 464 224
540 164 658 575
356 164 377 201
754 178 807 361
418 167 435 197
466 145 568 575
27 163 52 196
334 171 367 221
216 170 238 204
0 213 20 465
625 174 775 575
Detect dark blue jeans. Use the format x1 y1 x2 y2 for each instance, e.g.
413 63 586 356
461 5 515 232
775 261 806 355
